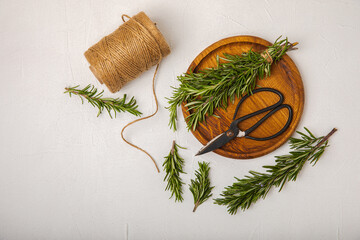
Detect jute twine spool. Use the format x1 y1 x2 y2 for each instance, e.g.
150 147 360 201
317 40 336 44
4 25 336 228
84 12 170 173
84 11 170 93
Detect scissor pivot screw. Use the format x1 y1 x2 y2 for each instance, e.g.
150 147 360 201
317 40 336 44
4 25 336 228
226 131 234 137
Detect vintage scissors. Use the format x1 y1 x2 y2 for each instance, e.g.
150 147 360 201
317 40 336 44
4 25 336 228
195 87 293 156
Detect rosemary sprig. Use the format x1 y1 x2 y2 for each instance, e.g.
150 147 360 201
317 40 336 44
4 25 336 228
163 141 186 202
64 84 141 118
189 161 214 212
214 127 337 215
167 36 298 131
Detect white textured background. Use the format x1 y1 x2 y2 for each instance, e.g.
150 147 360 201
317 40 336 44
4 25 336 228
1 0 360 239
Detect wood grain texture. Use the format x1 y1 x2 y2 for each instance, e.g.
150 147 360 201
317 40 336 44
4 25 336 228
181 35 304 159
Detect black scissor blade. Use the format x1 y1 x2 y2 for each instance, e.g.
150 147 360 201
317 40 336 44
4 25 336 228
195 132 234 156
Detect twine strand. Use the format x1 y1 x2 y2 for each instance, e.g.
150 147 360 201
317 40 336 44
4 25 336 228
261 49 273 64
121 14 131 22
121 64 160 173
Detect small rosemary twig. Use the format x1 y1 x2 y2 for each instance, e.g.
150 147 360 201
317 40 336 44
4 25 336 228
64 84 141 118
189 161 214 212
163 140 186 202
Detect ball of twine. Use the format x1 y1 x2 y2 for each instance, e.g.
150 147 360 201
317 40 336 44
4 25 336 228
84 11 170 93
84 12 170 173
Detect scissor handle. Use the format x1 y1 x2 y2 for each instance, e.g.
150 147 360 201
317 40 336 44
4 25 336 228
232 88 284 123
245 104 293 141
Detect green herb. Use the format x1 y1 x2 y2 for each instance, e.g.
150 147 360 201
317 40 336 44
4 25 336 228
167 36 298 131
64 84 141 118
189 161 214 212
163 141 186 202
214 127 337 215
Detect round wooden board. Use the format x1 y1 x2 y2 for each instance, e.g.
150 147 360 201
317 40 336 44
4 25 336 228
181 35 304 159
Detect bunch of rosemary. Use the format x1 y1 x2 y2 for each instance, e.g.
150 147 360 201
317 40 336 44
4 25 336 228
64 84 141 118
167 36 297 131
163 141 186 202
214 127 337 215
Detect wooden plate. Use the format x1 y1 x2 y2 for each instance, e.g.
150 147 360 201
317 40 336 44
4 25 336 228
181 35 304 159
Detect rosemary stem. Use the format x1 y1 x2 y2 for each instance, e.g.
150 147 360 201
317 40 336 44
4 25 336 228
170 140 176 155
314 128 337 149
67 89 91 100
193 202 200 212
